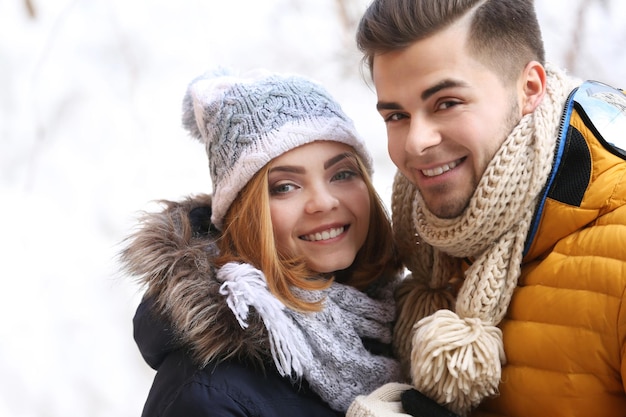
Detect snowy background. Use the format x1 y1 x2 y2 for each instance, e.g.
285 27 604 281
1 0 625 416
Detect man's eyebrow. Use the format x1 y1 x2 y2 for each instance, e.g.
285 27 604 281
376 78 469 111
421 79 468 101
376 101 402 111
324 152 354 169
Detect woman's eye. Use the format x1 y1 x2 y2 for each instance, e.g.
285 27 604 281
270 183 297 195
332 170 358 181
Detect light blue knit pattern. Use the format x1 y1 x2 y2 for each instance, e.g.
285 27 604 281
181 68 373 229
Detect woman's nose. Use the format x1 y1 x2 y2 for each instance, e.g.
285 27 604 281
304 186 339 214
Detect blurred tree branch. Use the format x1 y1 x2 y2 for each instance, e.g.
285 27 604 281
25 0 36 18
565 0 609 74
334 0 366 76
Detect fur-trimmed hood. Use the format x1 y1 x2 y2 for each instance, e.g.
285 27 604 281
121 194 272 369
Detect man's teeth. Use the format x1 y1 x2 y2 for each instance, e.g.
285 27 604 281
302 226 344 242
422 160 460 177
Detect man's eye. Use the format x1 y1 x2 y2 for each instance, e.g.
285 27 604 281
384 113 406 122
437 100 460 110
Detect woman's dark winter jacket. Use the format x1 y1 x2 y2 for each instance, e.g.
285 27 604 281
133 297 342 417
123 195 397 417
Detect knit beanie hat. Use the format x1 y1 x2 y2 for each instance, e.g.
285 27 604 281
182 68 373 230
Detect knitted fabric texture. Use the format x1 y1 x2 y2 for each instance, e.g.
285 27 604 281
347 383 414 417
391 65 582 415
218 262 402 412
181 68 373 229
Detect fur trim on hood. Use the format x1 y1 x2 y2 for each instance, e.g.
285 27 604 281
120 194 271 369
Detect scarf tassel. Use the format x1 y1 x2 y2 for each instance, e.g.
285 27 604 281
217 262 307 377
410 309 505 416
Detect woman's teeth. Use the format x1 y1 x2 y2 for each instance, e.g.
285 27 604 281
422 159 460 177
302 226 344 242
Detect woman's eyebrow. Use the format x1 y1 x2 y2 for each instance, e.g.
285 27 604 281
268 152 355 173
268 165 305 174
324 152 354 169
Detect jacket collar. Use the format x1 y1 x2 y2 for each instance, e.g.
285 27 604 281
523 81 626 262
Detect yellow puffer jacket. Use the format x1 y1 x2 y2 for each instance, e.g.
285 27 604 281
475 81 626 416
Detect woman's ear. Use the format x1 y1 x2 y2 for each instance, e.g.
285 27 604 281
520 61 547 116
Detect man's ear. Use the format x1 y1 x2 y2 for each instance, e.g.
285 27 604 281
520 61 547 116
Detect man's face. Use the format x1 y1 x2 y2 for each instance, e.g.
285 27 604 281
372 22 522 218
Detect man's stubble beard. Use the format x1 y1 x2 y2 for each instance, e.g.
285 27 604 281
428 97 522 219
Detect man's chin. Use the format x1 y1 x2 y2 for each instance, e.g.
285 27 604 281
423 198 469 219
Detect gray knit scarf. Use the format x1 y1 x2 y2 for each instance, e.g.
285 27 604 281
391 65 581 415
216 262 402 412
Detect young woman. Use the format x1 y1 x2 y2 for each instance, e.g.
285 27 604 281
120 68 403 417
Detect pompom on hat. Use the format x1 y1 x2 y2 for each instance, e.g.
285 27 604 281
182 67 373 230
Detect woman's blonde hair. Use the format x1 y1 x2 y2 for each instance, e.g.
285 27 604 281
215 150 400 312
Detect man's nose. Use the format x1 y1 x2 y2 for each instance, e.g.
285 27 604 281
405 118 442 155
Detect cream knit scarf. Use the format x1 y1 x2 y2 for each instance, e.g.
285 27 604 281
391 65 581 416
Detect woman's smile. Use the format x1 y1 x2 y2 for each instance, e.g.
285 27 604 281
300 225 348 242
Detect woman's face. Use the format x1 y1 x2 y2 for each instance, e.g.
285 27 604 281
268 141 371 273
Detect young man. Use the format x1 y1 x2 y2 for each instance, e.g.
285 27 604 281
347 1 626 416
